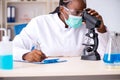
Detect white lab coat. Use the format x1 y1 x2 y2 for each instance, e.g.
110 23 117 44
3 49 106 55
13 13 109 61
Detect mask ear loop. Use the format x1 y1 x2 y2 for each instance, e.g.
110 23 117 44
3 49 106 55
60 6 72 21
60 6 72 28
60 6 68 21
63 6 71 15
61 12 67 21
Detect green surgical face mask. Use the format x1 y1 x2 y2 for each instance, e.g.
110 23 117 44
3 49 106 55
65 15 83 29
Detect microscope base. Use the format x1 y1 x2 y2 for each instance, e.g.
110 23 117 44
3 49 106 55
81 51 101 60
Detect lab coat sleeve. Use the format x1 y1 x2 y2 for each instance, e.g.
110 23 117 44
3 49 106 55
13 19 39 61
13 35 32 61
97 31 109 59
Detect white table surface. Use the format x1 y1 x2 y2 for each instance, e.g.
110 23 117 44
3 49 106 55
0 57 120 78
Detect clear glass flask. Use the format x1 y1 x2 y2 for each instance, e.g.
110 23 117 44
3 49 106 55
103 32 120 64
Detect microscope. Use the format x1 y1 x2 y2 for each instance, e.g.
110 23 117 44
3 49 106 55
81 9 101 60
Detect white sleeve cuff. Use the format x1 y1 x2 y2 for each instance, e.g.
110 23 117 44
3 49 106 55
13 47 30 61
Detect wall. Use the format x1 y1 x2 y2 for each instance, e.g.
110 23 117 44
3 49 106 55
86 0 120 33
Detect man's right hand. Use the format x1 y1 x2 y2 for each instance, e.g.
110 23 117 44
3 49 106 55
22 49 47 62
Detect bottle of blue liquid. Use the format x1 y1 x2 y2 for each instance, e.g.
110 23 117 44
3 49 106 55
0 29 13 70
103 32 120 64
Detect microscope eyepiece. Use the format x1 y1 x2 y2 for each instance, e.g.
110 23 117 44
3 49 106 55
82 9 101 29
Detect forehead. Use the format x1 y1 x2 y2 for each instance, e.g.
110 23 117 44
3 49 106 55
67 0 86 10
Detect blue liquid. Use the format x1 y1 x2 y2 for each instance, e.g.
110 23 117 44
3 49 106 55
0 55 13 70
103 53 120 64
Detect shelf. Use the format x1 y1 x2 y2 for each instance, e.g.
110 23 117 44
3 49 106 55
7 22 28 26
6 0 48 4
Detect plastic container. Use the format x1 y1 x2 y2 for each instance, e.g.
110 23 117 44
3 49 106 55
103 32 120 64
0 28 13 70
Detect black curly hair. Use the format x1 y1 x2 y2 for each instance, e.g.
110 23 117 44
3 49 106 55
50 0 71 14
50 0 86 14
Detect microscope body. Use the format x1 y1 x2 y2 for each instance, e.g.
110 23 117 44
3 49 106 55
81 10 101 60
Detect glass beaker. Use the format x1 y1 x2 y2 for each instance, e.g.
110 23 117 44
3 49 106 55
103 32 120 64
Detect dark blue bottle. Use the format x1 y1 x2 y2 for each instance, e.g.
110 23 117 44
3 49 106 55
7 6 16 23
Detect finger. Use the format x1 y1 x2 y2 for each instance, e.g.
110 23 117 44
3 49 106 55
90 12 98 16
85 8 91 11
34 50 47 59
33 55 44 62
88 9 96 14
33 50 47 62
27 50 41 62
96 14 101 18
33 49 42 55
87 9 102 19
41 53 47 60
33 53 41 62
26 53 35 62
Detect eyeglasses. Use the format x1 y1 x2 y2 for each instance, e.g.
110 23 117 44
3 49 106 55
64 7 83 16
